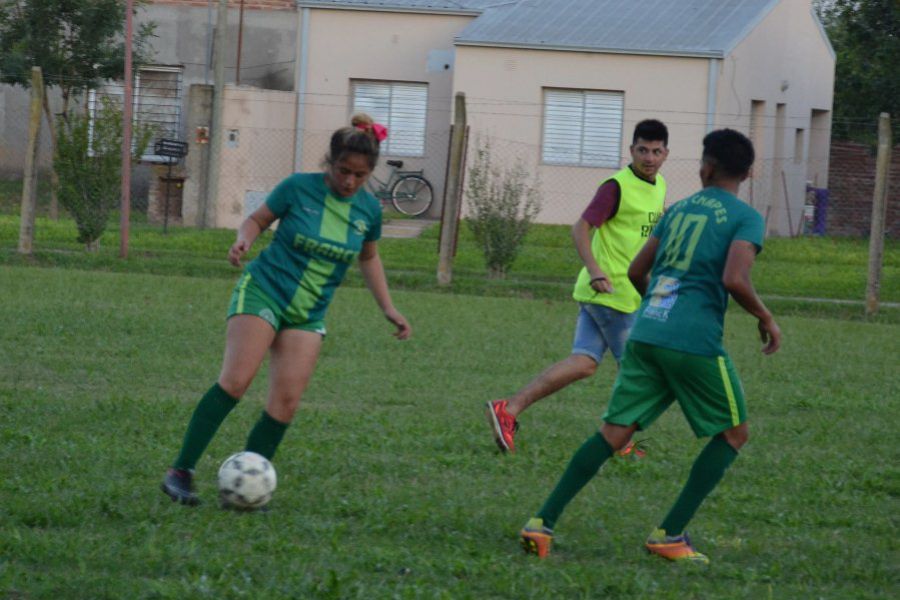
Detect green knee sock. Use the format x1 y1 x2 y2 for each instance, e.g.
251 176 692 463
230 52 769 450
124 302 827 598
173 383 239 470
244 411 289 460
660 435 739 536
537 432 614 529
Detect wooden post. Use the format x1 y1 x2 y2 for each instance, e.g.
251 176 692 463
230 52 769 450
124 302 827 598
865 113 892 316
437 93 467 286
18 67 43 255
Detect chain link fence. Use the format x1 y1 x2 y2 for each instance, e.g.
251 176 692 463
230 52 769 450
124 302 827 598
0 81 896 241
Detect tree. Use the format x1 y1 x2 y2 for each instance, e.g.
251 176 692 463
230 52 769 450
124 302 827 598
0 0 156 215
815 0 900 141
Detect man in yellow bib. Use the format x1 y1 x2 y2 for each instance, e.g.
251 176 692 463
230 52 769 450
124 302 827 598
487 120 669 454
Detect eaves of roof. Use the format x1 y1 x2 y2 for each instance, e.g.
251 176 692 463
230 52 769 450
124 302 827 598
295 1 484 16
454 39 722 59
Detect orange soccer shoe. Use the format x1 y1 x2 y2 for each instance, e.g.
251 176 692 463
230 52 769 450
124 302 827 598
486 399 519 453
645 529 709 565
520 517 553 558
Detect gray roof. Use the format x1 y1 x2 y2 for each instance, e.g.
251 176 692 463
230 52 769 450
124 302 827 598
297 1 822 59
456 0 782 58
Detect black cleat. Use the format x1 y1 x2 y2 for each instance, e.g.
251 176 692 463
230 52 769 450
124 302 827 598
161 468 201 506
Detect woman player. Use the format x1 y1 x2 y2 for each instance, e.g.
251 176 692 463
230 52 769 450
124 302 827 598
161 114 411 505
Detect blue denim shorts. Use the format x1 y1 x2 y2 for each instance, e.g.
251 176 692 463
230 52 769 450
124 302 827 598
571 303 636 364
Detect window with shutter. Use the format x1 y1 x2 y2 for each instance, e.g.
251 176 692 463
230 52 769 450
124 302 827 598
351 81 428 157
542 89 623 168
89 66 183 162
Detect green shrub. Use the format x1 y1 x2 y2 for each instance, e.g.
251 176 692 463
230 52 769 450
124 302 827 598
54 97 152 250
464 140 541 277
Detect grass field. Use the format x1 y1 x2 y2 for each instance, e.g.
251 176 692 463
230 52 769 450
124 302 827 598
1 213 898 322
1 266 897 599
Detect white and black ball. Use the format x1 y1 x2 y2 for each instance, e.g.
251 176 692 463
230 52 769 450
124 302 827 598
217 451 277 510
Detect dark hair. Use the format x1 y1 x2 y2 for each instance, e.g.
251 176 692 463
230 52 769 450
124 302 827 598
325 113 381 169
632 119 668 145
702 129 755 178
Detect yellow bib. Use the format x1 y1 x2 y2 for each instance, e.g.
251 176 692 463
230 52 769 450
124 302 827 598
572 166 666 313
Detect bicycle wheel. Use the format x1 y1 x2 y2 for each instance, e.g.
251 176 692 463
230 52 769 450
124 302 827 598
390 175 433 216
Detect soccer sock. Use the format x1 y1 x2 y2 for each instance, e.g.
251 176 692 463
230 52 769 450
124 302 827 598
660 435 739 536
537 432 614 529
172 383 239 470
244 410 289 460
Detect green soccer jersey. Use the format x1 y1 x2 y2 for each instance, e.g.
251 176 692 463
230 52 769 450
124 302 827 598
246 172 382 325
629 187 764 356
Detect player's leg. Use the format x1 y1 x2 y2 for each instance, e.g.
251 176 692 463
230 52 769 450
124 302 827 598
521 341 671 557
590 304 641 457
163 314 276 504
486 305 601 453
646 349 748 564
244 326 323 460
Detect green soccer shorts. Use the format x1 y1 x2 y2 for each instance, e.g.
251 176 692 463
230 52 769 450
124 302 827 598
226 272 326 335
603 340 747 438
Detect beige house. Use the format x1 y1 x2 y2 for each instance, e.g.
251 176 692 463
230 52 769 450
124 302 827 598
179 0 833 234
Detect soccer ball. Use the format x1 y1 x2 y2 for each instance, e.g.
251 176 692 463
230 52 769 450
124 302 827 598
217 451 277 510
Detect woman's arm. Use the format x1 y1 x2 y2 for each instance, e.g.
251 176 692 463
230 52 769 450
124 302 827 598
228 204 277 267
358 241 411 339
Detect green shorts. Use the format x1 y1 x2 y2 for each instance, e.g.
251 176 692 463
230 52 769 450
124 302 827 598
603 340 747 438
226 273 326 334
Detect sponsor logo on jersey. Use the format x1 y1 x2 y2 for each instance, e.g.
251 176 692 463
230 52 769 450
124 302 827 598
292 233 358 263
352 219 369 235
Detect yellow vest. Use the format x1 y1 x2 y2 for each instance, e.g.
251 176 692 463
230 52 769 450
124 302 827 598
572 166 666 313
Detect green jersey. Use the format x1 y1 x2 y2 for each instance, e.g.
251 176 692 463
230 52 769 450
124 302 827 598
629 187 764 357
247 173 382 324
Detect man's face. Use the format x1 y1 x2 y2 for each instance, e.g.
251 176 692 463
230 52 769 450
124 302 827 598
629 138 669 181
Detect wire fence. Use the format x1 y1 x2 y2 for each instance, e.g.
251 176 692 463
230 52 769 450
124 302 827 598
0 82 896 240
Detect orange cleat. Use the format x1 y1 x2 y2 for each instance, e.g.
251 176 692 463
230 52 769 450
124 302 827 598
520 517 553 558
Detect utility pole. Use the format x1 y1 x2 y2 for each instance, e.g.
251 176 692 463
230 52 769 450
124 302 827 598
119 0 134 258
437 93 467 286
865 113 891 316
203 0 229 229
18 67 43 255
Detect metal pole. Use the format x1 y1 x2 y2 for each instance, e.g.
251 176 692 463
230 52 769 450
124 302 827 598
119 0 134 258
163 160 172 234
236 0 244 86
865 113 892 316
205 0 213 84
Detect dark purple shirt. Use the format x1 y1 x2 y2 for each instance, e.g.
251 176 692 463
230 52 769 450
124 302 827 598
581 179 621 227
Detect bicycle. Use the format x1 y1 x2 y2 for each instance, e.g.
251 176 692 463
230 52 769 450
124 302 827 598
366 160 434 217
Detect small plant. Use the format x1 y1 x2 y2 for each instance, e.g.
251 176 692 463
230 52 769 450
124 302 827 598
464 140 542 278
54 96 153 250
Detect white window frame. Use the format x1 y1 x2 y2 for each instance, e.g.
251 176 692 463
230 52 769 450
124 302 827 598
542 88 624 168
88 65 184 163
351 80 428 157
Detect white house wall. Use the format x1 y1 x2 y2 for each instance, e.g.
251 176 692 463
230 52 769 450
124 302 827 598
714 0 835 236
300 9 475 212
452 45 710 225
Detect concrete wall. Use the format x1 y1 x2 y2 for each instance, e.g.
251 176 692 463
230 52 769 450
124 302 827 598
0 1 297 195
452 46 709 224
715 0 835 236
181 84 296 229
299 8 474 216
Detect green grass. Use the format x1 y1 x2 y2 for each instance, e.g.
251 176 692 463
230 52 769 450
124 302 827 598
1 266 898 598
2 213 898 323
